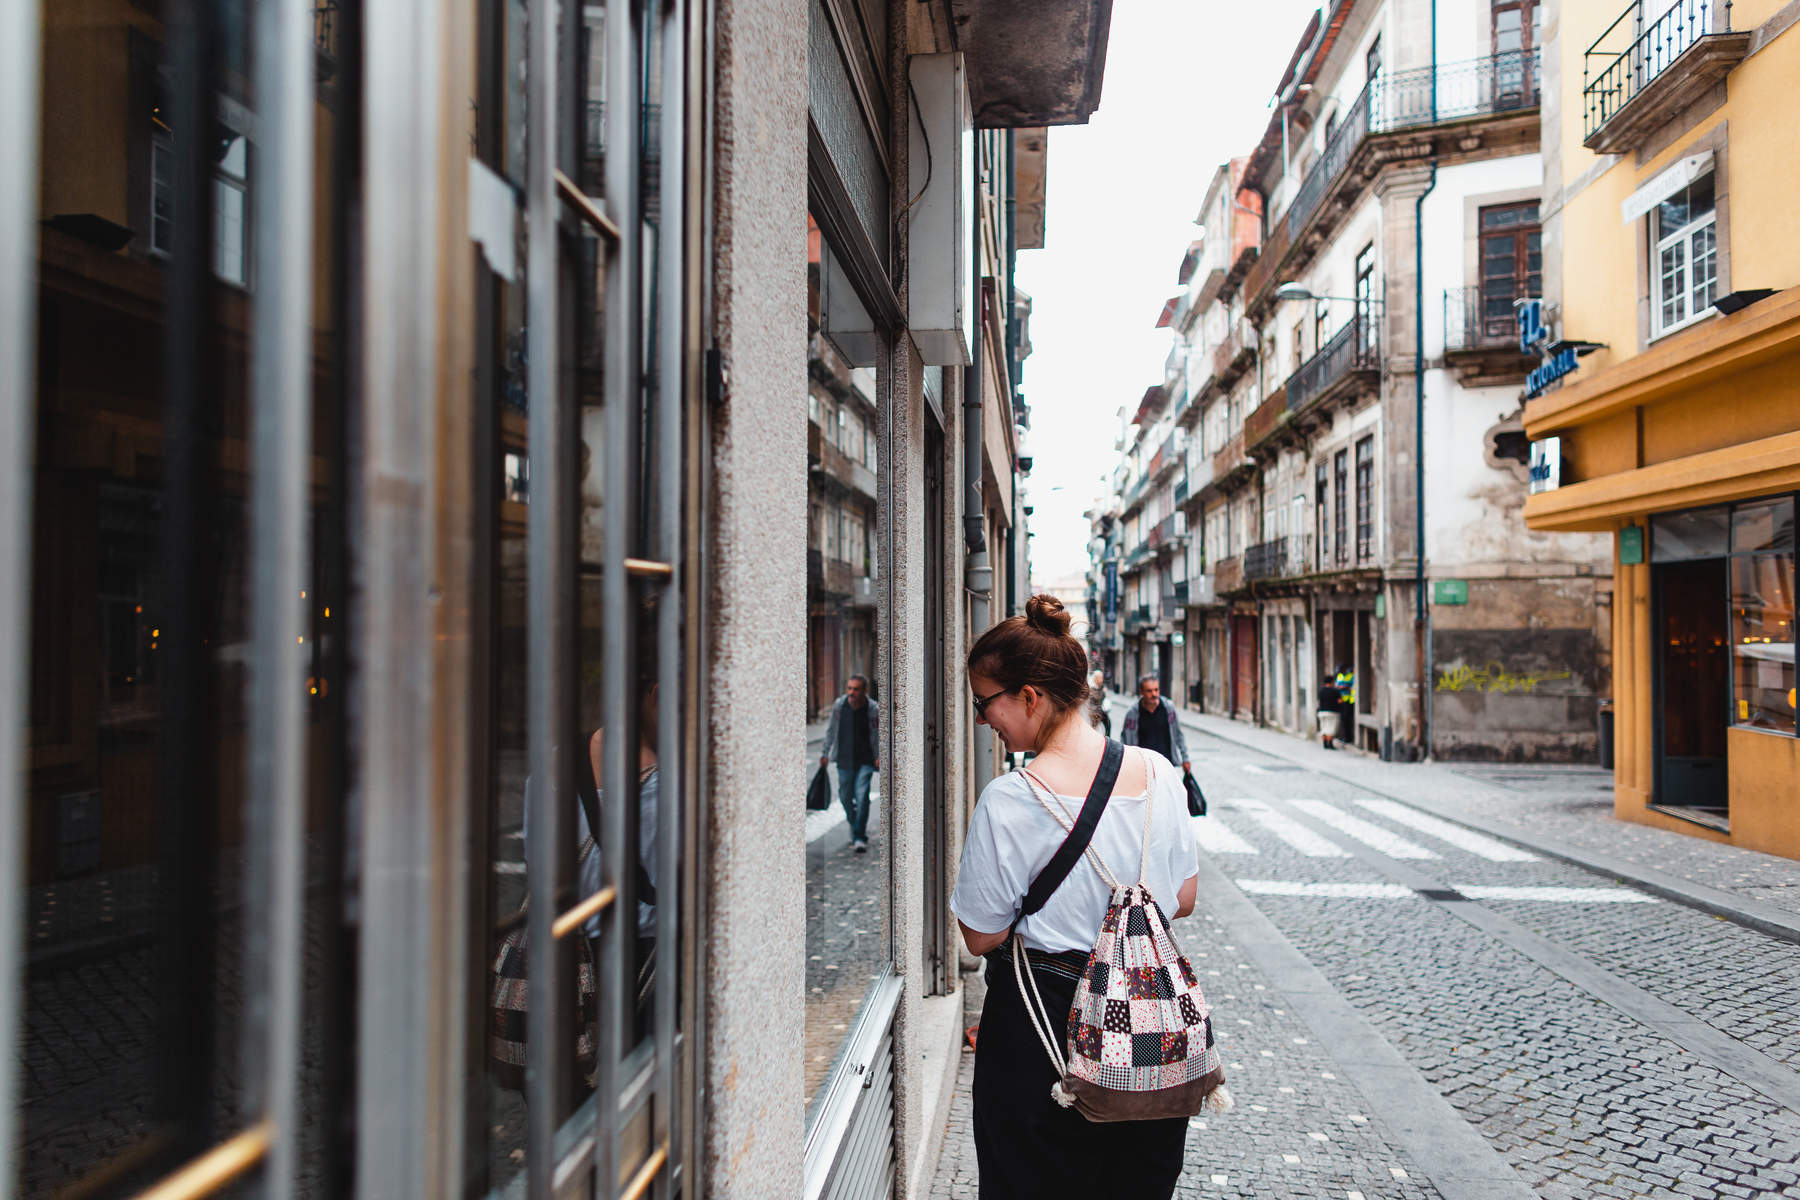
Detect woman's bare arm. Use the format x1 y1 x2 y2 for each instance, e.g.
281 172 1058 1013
1173 873 1198 920
959 921 1009 957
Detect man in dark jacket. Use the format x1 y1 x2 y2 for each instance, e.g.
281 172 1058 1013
1119 673 1190 773
821 675 880 852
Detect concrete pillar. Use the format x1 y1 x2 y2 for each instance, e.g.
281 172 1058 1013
702 0 808 1188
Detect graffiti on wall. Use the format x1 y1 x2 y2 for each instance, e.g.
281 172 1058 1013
1435 661 1573 694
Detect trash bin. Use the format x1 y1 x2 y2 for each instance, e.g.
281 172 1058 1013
1597 698 1615 770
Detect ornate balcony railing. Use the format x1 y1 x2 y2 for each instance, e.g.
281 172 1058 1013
1243 537 1290 582
1443 285 1528 352
1584 0 1732 143
1286 307 1381 415
1276 52 1541 273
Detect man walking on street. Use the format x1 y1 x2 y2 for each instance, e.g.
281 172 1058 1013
1120 673 1190 774
822 674 880 852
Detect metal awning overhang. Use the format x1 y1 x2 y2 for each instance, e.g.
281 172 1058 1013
949 0 1115 127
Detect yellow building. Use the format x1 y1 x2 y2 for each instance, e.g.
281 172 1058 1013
1526 0 1800 855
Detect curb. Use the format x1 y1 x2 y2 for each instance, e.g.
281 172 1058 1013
1160 704 1800 949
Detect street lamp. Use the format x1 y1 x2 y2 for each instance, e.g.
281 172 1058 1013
1274 282 1362 305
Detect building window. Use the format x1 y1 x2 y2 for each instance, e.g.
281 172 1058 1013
1354 243 1376 354
1480 202 1541 339
1366 35 1382 85
1291 320 1304 373
1333 449 1349 567
1728 497 1796 733
809 390 819 422
1492 0 1542 104
1315 462 1328 570
1355 437 1374 562
1652 172 1718 339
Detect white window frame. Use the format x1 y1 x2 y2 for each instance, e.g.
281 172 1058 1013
1649 172 1718 341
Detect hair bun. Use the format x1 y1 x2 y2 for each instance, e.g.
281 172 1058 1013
1024 593 1072 637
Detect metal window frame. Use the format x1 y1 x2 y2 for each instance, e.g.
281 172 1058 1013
0 0 41 1190
520 0 704 1194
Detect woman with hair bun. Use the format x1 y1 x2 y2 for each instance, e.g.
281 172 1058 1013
951 594 1200 1197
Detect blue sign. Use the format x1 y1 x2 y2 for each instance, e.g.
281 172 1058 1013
1517 298 1548 355
1526 347 1579 398
1518 299 1597 399
1104 562 1120 621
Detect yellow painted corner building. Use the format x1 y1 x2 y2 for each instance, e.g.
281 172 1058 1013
1525 0 1800 855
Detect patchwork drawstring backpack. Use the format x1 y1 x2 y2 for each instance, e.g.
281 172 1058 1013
1014 740 1233 1122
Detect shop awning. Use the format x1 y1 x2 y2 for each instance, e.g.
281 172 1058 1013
1620 151 1713 224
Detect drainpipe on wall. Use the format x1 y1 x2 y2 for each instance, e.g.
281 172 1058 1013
1412 0 1438 762
966 156 993 790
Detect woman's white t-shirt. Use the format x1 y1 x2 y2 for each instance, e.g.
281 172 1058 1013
950 749 1198 954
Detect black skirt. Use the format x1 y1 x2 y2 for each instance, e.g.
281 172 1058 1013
973 946 1189 1199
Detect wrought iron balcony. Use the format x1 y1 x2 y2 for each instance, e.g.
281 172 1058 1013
1123 604 1153 635
1279 52 1541 259
1443 285 1523 352
1286 307 1381 416
1443 286 1537 382
1243 537 1297 582
1582 0 1747 152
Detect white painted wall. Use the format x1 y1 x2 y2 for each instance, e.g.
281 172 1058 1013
1418 152 1609 571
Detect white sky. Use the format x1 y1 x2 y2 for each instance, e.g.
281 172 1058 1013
1019 0 1319 586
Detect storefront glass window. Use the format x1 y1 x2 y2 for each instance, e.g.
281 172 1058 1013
804 208 891 1126
1729 498 1796 733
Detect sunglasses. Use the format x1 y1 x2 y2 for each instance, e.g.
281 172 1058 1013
972 687 1012 718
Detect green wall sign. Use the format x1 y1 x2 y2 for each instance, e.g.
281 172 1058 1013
1433 579 1469 606
1374 594 1385 619
1619 525 1645 565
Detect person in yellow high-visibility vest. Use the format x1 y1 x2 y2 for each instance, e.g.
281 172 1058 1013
1333 666 1355 747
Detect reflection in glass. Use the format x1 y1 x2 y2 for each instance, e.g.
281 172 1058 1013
804 212 890 1122
25 0 350 1192
1651 506 1730 562
1730 553 1797 733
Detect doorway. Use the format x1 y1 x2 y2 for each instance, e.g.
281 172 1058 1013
1231 614 1258 720
1654 558 1730 816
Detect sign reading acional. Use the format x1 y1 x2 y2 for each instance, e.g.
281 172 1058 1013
1529 436 1562 494
1433 579 1469 606
1518 299 1578 398
1518 299 1603 400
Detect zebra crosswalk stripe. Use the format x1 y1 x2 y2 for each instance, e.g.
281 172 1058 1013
1292 800 1439 859
1354 799 1538 862
1193 817 1259 855
1243 808 1350 858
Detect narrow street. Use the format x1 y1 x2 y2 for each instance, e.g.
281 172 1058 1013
931 705 1800 1199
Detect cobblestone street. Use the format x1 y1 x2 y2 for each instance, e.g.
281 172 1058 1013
929 705 1800 1199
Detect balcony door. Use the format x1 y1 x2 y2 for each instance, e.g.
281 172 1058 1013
1480 202 1541 340
1492 0 1542 105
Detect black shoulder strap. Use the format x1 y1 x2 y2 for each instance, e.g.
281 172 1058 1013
575 734 657 907
1018 738 1125 920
